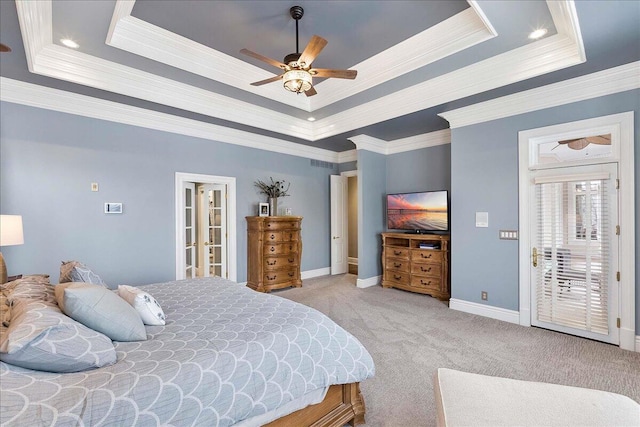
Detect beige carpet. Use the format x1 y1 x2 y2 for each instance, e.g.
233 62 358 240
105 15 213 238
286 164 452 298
277 274 640 427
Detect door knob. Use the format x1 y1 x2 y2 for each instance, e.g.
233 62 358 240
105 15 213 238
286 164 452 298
532 247 538 267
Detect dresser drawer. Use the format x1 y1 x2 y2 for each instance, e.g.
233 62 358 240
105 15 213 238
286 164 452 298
411 275 441 291
411 262 441 277
264 243 298 255
264 270 298 285
264 255 299 271
386 270 409 284
386 247 410 259
411 250 443 263
386 258 410 273
264 220 301 230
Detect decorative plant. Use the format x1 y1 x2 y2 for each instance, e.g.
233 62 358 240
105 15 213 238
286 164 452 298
254 177 290 198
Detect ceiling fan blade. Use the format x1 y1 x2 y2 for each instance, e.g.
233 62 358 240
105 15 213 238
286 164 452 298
304 86 317 97
311 69 357 79
250 74 284 86
567 139 589 150
240 49 285 69
0 43 11 53
298 35 327 66
586 135 611 145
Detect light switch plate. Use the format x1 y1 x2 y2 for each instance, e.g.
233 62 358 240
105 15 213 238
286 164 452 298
91 182 99 192
475 212 488 227
499 230 518 240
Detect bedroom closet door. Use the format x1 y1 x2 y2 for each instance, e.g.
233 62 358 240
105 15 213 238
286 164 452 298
530 163 619 344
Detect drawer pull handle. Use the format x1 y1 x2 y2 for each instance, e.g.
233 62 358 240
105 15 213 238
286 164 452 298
267 275 276 280
421 266 432 272
288 258 294 263
270 247 275 252
267 223 272 227
288 272 294 277
290 233 293 239
394 263 402 268
267 260 277 266
289 245 293 250
270 234 276 240
394 274 402 280
394 250 402 256
421 253 432 259
421 279 432 286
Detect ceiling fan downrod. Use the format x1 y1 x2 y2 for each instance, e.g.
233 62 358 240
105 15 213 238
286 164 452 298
290 6 304 55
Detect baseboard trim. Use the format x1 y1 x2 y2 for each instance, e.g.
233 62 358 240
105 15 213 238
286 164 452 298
449 298 520 325
357 275 381 288
635 335 640 352
301 267 331 280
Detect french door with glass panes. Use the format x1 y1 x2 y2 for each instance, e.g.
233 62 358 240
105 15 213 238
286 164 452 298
530 163 619 344
198 184 227 278
184 182 197 279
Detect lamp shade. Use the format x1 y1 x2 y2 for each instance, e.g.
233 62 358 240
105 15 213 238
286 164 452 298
0 215 24 247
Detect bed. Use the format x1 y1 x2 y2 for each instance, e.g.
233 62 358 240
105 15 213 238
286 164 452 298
0 276 375 426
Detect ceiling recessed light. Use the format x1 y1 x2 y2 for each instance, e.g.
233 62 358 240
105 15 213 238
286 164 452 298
307 117 316 122
60 38 79 49
528 28 548 40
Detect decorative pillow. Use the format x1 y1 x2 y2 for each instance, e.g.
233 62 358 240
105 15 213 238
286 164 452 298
57 283 147 342
4 275 54 305
118 285 166 326
59 261 106 286
0 299 116 372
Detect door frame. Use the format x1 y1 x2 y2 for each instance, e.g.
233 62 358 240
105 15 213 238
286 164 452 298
330 174 348 275
175 172 237 282
330 170 358 275
517 112 635 351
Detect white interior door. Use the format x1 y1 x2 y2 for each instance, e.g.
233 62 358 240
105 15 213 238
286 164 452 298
199 184 227 278
330 175 348 275
184 182 196 279
530 163 619 344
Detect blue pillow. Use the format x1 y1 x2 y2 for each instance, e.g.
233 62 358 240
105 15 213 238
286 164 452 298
0 299 116 372
58 283 146 342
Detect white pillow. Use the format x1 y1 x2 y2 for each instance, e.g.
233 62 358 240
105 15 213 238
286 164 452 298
117 285 166 326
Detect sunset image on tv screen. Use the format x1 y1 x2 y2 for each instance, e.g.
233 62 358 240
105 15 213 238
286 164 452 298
387 192 448 231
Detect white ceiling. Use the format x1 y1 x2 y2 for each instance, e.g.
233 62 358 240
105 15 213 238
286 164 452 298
0 0 638 152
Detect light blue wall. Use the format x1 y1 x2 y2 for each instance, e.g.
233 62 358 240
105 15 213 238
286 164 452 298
0 102 334 286
386 144 451 194
450 89 640 331
357 150 387 279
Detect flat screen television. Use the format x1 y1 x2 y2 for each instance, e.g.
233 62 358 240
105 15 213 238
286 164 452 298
386 190 449 233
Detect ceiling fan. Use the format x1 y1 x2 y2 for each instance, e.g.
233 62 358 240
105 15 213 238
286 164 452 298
554 134 611 150
0 43 11 53
240 5 357 97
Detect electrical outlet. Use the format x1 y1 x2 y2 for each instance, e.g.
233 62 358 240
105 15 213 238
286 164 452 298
481 291 488 301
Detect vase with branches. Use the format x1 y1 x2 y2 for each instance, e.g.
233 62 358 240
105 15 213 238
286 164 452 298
255 177 290 216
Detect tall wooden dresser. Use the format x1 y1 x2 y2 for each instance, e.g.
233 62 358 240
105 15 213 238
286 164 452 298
246 216 302 292
381 232 450 301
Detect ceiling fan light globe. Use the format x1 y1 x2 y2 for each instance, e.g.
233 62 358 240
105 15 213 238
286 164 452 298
283 70 312 93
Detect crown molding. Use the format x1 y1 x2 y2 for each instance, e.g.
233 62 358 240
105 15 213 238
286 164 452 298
308 7 496 110
312 32 583 140
14 0 587 143
387 129 451 154
348 129 451 156
438 61 640 129
108 1 495 112
106 12 309 111
348 135 389 154
337 150 358 164
0 77 338 163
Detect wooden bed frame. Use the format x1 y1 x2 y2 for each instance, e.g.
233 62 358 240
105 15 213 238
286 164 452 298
267 382 365 426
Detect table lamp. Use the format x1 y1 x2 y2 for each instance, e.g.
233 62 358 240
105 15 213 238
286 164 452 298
0 215 24 284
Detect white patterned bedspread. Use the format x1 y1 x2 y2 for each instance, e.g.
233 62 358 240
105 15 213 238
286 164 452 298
0 277 375 426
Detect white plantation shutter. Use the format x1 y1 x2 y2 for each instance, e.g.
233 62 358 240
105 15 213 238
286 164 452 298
534 176 611 335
